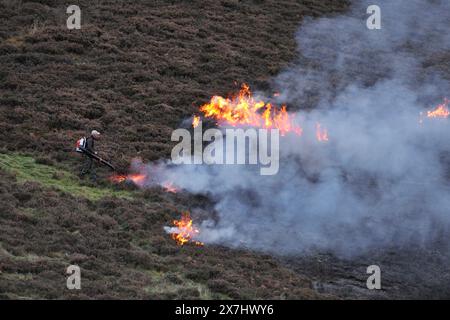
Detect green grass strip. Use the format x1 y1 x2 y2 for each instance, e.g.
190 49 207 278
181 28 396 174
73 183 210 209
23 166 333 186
0 153 133 201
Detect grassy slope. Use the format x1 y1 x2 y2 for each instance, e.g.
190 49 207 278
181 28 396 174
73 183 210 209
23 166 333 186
0 153 133 200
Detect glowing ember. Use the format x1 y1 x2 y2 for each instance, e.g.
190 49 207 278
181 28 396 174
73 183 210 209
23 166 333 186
427 99 450 118
163 181 179 193
170 212 203 246
109 174 127 183
109 173 147 186
193 84 302 136
316 122 329 142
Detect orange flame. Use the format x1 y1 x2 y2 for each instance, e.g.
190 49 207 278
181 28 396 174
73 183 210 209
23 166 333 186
171 212 203 246
427 99 450 118
316 122 329 142
192 115 200 128
109 173 147 186
110 172 179 193
194 84 302 136
109 174 127 183
163 181 179 193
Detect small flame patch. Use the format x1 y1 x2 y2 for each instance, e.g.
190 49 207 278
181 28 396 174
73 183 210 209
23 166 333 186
427 99 450 119
192 115 200 128
109 173 147 186
170 212 203 246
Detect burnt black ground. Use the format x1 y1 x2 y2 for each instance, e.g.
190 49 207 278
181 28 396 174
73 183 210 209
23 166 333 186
283 246 450 299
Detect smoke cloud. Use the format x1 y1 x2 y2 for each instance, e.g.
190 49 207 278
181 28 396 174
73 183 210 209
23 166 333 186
158 0 450 256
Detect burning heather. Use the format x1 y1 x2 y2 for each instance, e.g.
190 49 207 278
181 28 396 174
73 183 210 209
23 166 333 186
111 0 450 256
192 115 201 128
109 170 180 193
164 212 204 246
109 173 147 186
427 99 450 119
193 83 303 136
108 158 180 192
154 0 450 256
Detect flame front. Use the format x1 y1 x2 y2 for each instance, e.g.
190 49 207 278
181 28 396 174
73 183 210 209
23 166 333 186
193 84 302 136
109 174 127 183
109 173 147 187
171 211 203 246
192 115 200 128
427 99 450 118
110 172 180 193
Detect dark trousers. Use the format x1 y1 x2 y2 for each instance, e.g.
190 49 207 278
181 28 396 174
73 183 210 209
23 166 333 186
79 154 96 180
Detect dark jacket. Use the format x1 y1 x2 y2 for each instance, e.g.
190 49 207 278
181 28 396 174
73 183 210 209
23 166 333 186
85 136 95 153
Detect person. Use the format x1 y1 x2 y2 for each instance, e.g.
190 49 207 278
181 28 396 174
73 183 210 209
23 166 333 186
79 130 101 181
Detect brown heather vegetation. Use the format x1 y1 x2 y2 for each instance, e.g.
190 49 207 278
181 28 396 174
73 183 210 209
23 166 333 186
0 168 323 299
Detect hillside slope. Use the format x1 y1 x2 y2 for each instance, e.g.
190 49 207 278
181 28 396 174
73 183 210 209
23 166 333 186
0 0 349 166
0 0 351 299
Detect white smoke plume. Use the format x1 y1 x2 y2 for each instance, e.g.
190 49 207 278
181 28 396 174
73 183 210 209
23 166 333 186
155 0 450 256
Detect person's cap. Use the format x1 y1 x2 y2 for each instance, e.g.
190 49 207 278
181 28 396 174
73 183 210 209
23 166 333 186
91 130 101 136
